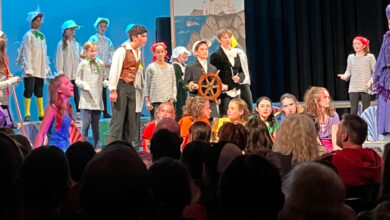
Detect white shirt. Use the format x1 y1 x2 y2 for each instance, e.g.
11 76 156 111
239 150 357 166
197 58 208 73
221 46 237 67
75 59 106 110
55 39 82 80
233 48 251 85
108 41 141 91
88 33 115 79
16 29 50 78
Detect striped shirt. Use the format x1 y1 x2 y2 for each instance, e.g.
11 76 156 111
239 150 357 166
343 53 376 93
144 62 177 103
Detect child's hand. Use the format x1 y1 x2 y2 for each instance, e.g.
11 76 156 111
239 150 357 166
191 84 199 90
232 75 240 83
13 76 20 83
146 101 153 110
84 84 91 91
109 90 118 102
103 80 109 88
222 84 228 91
365 80 373 88
337 74 348 81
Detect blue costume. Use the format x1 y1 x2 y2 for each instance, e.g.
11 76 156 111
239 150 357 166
47 113 72 151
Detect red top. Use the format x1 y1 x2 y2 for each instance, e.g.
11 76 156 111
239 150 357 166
141 122 156 151
332 148 382 186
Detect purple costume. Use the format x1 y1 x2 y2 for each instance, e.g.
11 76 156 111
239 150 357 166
373 4 390 134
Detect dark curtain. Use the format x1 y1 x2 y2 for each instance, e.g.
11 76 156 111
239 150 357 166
245 0 390 102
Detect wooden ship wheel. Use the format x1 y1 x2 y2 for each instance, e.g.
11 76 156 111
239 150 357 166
197 71 222 101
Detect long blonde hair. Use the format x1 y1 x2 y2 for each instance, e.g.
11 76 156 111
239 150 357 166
275 114 319 164
49 75 74 130
303 87 334 118
0 38 6 72
182 96 208 120
229 98 250 123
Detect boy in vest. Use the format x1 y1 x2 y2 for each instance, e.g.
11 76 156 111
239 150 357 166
108 24 147 147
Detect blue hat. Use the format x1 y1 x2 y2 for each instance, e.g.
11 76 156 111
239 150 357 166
61 20 81 33
94 17 110 29
26 7 44 23
386 4 390 20
124 23 135 35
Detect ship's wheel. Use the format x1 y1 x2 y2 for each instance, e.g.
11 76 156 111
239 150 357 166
197 72 222 101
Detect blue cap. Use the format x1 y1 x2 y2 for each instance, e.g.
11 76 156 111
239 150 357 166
386 4 390 20
26 7 44 23
124 23 135 35
61 20 81 33
94 17 110 29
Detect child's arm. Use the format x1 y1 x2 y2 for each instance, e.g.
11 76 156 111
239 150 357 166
75 62 90 91
0 76 20 89
144 64 153 110
34 105 56 148
170 65 177 103
338 55 352 81
108 47 126 102
55 42 64 74
22 34 34 75
367 54 377 88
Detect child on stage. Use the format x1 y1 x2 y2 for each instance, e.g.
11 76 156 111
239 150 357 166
76 42 106 148
0 32 20 127
16 8 50 122
144 42 176 120
88 17 114 118
171 46 191 121
34 75 76 151
55 19 83 117
338 36 376 115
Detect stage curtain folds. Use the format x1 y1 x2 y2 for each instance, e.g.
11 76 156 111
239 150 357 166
245 0 388 101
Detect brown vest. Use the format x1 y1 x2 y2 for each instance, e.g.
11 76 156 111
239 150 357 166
120 46 140 84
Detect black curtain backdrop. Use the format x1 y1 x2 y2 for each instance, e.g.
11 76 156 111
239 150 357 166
245 0 390 102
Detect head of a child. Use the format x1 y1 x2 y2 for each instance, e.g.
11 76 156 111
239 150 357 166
255 97 273 122
0 31 6 40
49 75 73 105
353 36 369 55
193 40 210 60
155 102 175 122
49 75 74 128
83 42 98 59
128 25 147 47
189 121 211 143
182 96 210 120
30 15 43 29
171 46 191 64
0 38 6 67
217 29 233 49
151 42 167 62
63 28 76 40
97 21 108 35
227 98 250 123
304 86 333 118
280 93 299 116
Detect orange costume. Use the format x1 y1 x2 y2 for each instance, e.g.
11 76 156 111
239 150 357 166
178 115 209 150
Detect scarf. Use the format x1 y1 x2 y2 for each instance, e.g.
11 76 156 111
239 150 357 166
33 30 44 40
87 58 100 73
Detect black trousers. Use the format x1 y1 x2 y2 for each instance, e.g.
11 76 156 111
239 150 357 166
23 77 43 98
71 80 80 112
349 92 371 115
